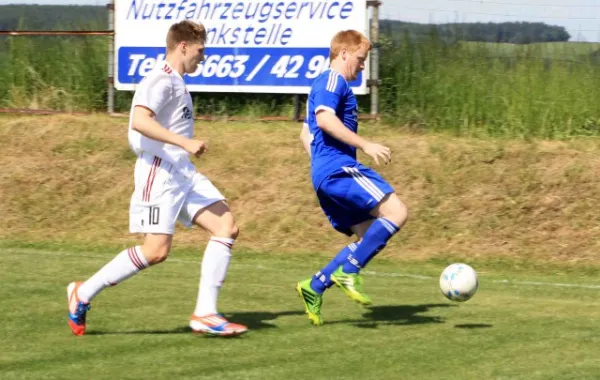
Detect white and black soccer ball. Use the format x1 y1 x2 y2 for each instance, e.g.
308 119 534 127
439 263 478 302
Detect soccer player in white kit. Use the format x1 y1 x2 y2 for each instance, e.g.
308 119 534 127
66 20 247 337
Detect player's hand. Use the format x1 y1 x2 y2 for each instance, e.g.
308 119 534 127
362 142 391 166
184 139 208 158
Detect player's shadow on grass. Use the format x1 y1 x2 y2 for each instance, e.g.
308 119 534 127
85 305 459 335
454 323 493 329
86 327 190 335
86 310 305 335
225 310 305 330
331 303 455 329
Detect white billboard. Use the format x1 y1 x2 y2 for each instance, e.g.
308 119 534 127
114 0 369 94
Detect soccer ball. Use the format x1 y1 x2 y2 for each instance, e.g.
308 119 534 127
439 263 478 302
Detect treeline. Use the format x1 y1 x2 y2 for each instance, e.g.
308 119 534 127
0 5 571 44
381 21 571 44
0 5 107 31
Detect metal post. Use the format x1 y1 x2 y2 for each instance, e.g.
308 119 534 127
107 1 115 114
293 94 301 121
367 1 381 117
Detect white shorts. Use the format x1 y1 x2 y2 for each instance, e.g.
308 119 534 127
129 153 225 234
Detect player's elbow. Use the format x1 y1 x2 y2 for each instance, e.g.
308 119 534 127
300 122 311 140
132 107 154 132
131 123 149 135
299 128 309 142
131 115 151 133
315 112 332 130
131 122 143 132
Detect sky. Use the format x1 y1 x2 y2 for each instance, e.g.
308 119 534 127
2 0 599 42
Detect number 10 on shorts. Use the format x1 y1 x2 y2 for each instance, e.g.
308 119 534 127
149 206 160 225
129 199 173 234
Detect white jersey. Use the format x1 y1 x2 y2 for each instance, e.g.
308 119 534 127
128 62 195 177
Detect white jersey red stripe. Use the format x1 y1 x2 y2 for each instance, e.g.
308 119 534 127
142 156 161 202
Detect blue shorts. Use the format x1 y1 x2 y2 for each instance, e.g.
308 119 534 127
316 163 394 236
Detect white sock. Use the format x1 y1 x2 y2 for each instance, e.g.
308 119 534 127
194 237 233 317
77 246 149 303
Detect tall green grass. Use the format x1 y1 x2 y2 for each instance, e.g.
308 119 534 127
378 35 600 138
0 34 132 112
1 33 599 138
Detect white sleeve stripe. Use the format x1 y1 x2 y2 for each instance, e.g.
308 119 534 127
327 71 338 92
328 71 338 92
315 105 336 114
326 71 334 92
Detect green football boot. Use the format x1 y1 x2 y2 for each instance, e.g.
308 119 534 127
330 266 372 305
296 279 323 326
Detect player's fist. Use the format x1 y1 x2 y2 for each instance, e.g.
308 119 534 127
362 142 391 166
184 139 208 157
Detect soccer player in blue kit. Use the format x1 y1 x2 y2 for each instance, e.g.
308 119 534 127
296 30 408 325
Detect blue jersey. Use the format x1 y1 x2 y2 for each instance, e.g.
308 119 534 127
307 69 359 188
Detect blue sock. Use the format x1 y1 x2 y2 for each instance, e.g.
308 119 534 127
310 242 359 294
342 218 399 274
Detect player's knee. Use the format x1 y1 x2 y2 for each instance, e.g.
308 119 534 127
384 198 409 228
394 200 409 227
230 223 240 239
153 250 170 264
226 223 240 240
144 244 171 265
214 222 239 240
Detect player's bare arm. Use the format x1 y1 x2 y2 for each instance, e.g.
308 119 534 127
132 105 207 157
316 110 391 165
299 123 313 157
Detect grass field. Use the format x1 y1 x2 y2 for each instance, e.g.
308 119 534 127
2 242 600 379
3 114 600 378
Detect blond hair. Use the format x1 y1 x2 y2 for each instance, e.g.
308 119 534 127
166 21 207 52
329 30 372 60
